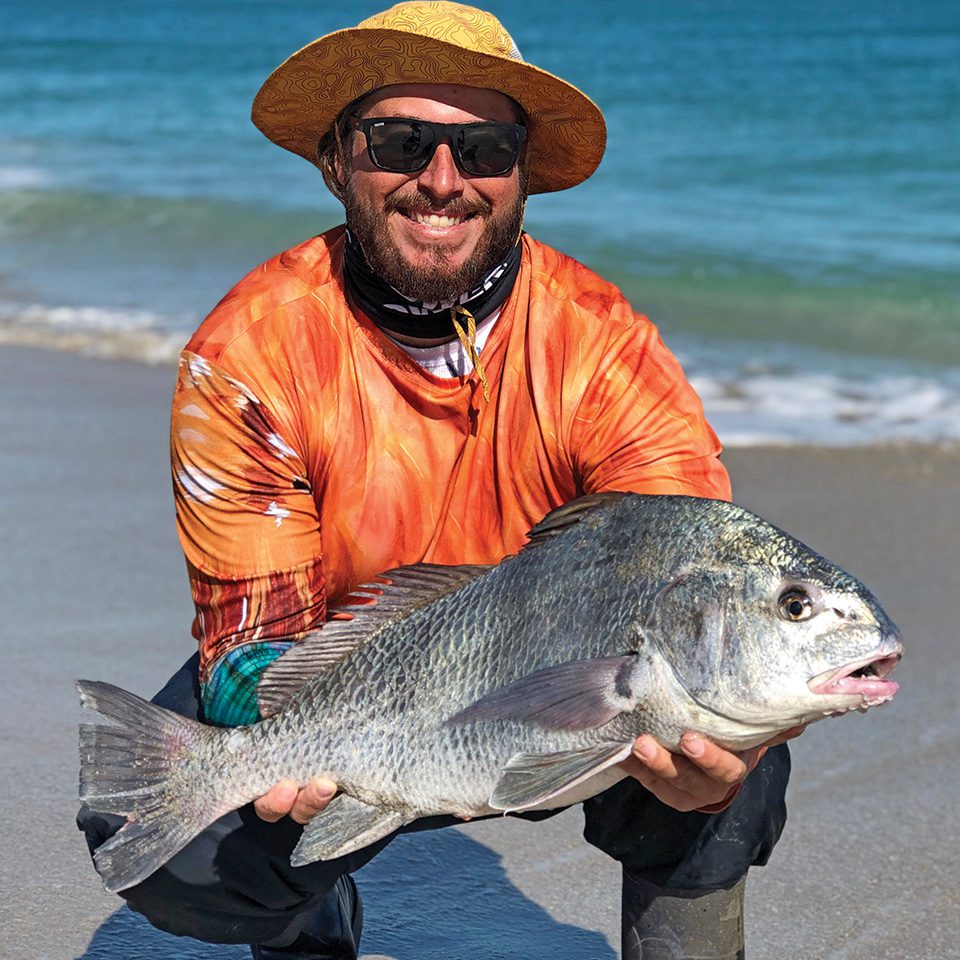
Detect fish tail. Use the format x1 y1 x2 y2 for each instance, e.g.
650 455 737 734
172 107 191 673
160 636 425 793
77 679 240 894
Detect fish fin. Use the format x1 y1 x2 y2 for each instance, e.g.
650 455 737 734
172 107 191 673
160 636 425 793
258 563 492 717
446 654 640 730
524 492 629 547
77 680 236 893
491 742 633 812
291 794 407 866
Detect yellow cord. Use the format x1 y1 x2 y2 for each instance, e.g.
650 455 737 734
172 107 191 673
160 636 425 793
450 305 490 403
449 207 526 405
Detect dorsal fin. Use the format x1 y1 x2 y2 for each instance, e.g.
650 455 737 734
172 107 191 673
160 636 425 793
257 563 491 717
525 492 628 546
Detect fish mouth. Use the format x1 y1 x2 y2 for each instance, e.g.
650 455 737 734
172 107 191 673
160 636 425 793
807 649 902 712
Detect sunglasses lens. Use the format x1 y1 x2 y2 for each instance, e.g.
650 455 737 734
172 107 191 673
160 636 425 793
457 125 523 176
363 120 524 176
367 120 434 172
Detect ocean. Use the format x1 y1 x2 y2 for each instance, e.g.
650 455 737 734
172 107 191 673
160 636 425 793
2 0 958 445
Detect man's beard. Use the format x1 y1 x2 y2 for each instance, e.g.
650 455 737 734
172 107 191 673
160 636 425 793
343 184 525 304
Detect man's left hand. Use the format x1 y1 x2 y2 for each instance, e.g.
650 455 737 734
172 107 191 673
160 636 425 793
253 777 338 825
619 726 806 813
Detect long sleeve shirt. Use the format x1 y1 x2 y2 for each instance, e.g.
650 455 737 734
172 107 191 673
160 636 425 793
170 227 731 722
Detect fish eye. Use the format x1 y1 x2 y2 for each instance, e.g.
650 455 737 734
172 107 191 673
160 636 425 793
778 588 813 622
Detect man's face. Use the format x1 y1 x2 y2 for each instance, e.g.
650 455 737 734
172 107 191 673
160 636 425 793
338 83 526 303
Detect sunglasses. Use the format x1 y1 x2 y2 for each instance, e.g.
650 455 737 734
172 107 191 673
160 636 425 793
347 116 527 177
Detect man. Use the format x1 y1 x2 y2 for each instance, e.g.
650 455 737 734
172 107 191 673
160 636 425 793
80 3 798 957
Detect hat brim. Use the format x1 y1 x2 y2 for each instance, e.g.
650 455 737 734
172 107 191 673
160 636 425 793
251 27 606 194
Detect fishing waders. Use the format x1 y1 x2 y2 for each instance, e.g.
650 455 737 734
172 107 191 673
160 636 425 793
621 871 746 960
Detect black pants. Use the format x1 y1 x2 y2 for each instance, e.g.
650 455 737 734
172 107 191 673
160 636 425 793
79 655 790 946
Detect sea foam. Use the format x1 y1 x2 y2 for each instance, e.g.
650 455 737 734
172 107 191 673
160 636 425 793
2 301 958 448
678 336 960 447
0 302 188 365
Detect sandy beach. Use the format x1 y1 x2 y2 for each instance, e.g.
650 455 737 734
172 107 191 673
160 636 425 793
2 344 957 960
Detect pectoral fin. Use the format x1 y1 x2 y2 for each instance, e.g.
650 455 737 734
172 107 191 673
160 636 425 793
447 654 640 731
490 742 633 812
290 794 408 866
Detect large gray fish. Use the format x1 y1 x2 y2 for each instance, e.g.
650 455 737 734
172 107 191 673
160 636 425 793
78 493 901 894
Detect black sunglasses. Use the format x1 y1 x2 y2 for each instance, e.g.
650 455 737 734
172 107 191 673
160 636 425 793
346 116 527 177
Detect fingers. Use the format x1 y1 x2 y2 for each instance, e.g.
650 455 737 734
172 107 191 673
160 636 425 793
619 735 741 812
619 752 729 812
289 777 338 824
254 779 299 822
678 733 750 785
253 777 337 824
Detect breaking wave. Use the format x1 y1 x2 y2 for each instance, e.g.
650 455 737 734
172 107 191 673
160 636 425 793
3 301 959 448
675 336 960 447
0 302 188 365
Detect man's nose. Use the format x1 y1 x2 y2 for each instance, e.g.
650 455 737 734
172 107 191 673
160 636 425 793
416 141 464 199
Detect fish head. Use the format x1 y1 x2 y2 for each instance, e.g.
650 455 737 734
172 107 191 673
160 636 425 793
645 515 902 736
773 571 902 721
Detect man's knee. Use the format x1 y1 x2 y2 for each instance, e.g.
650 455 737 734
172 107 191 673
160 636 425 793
583 743 791 890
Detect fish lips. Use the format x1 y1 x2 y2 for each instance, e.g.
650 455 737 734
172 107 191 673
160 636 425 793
807 642 903 711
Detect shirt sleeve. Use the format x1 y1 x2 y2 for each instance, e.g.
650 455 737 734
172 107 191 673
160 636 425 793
171 351 327 685
570 309 732 502
200 640 295 726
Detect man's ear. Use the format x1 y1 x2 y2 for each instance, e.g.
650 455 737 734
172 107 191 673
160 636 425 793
319 130 350 202
518 147 531 199
332 148 346 187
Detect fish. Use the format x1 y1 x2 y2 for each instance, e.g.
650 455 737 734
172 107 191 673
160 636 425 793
78 492 902 894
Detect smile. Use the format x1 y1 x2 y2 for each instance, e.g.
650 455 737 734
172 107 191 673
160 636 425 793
401 209 474 229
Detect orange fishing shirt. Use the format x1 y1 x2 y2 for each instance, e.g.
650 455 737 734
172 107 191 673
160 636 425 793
172 228 731 680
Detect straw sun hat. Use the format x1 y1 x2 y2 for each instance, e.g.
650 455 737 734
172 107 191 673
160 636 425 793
251 1 606 195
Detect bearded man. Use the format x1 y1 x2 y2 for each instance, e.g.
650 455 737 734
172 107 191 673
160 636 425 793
80 4 798 958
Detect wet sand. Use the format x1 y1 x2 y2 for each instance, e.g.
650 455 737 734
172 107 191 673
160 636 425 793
1 345 956 960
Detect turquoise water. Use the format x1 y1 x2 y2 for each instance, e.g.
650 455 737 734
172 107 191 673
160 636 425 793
2 0 958 441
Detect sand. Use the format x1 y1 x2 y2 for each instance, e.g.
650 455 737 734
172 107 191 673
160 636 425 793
1 344 956 960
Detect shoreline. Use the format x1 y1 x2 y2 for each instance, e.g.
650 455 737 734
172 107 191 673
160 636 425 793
2 343 956 959
4 327 960 450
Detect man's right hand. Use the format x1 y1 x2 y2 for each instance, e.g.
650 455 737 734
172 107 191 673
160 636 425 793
254 777 338 824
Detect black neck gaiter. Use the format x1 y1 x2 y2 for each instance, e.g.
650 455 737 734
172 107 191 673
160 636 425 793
343 229 523 339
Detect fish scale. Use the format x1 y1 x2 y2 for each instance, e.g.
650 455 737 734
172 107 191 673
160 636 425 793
78 491 901 893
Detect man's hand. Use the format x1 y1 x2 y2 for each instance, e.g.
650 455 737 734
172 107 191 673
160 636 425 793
254 777 338 824
619 726 806 813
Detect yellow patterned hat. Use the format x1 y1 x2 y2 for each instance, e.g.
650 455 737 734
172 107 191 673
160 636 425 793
251 1 606 194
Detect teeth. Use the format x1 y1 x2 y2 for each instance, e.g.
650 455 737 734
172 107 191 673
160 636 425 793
411 212 464 228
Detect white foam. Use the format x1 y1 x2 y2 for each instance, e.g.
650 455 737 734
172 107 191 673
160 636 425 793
680 341 960 447
0 301 189 365
10 302 162 332
0 165 49 190
2 300 958 447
